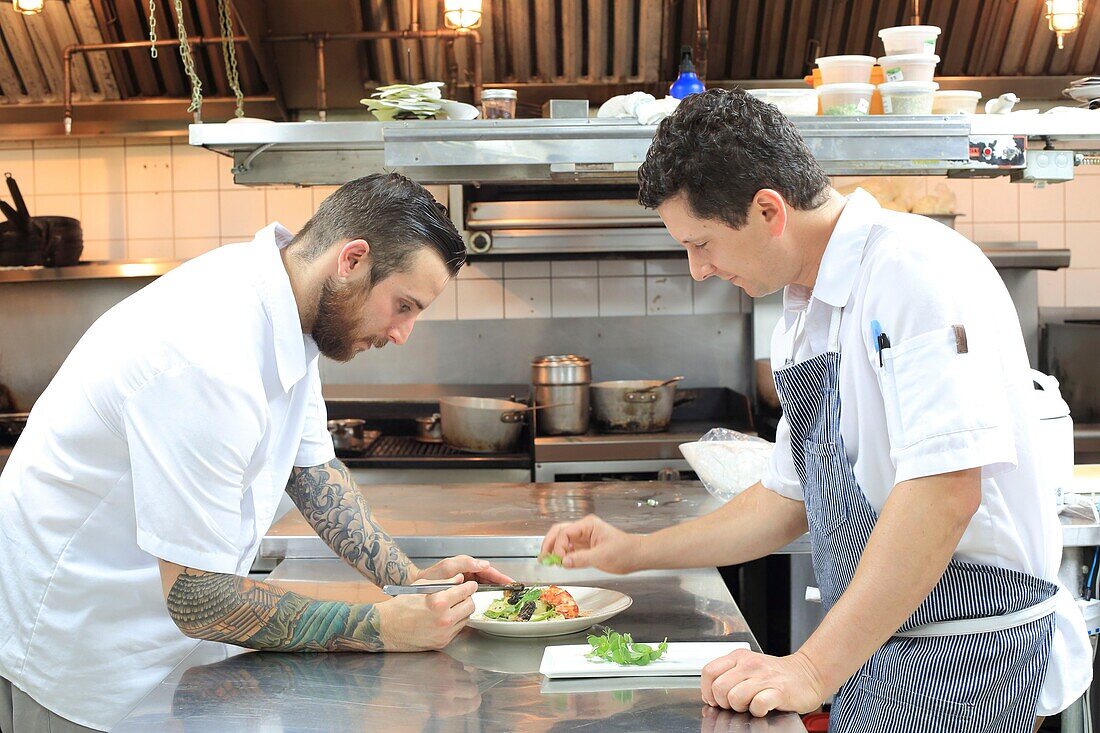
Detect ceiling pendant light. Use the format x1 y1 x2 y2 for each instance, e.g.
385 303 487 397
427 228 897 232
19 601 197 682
443 0 482 30
1045 0 1085 49
12 0 45 15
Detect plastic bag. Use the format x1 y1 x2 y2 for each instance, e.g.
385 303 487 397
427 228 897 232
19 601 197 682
679 428 774 502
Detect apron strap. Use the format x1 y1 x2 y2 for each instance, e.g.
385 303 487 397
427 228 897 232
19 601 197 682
892 595 1058 638
827 305 843 354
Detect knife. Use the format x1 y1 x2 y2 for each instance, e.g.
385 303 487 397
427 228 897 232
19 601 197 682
382 582 527 595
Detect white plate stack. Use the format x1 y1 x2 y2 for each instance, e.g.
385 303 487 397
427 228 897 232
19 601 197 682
1063 77 1100 108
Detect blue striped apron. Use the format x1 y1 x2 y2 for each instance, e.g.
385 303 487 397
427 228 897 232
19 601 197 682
773 306 1057 732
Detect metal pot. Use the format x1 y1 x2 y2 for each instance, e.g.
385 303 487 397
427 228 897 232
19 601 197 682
590 379 679 433
440 396 527 454
531 354 591 436
415 413 443 443
0 412 28 444
327 418 367 451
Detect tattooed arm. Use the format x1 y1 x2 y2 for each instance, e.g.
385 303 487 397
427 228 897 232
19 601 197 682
285 459 416 586
158 560 477 652
285 459 514 587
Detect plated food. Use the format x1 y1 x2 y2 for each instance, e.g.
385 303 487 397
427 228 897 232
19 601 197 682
469 585 633 638
484 585 580 622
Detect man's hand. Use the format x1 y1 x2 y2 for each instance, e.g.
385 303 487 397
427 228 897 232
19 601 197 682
376 580 479 651
701 649 828 717
412 555 513 585
540 514 643 573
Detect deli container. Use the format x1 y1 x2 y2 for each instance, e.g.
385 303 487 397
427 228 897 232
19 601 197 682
932 90 982 114
878 81 939 115
878 25 941 55
815 55 876 85
819 83 875 116
746 88 820 116
878 53 939 82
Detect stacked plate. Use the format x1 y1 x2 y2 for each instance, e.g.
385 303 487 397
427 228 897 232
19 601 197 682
360 82 480 121
1063 77 1100 108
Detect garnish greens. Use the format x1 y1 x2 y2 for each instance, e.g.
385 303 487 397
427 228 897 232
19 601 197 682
539 553 563 566
585 628 669 666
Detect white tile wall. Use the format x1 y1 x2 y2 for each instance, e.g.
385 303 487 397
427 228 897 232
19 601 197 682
421 279 457 321
457 279 505 319
34 146 80 195
551 277 599 317
265 187 314 234
646 275 693 315
598 276 646 316
503 260 551 278
503 278 552 318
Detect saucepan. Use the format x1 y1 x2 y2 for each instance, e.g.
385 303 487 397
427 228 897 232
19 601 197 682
415 413 443 443
590 376 685 433
440 397 571 454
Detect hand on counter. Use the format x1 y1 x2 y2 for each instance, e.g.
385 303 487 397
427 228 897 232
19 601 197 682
377 580 479 651
700 649 826 717
413 555 514 586
540 515 643 574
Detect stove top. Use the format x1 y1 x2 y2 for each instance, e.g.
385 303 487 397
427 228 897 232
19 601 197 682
336 434 529 470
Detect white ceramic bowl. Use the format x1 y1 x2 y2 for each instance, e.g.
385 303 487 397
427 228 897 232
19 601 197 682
468 586 632 638
747 88 820 116
932 90 982 114
815 55 876 85
878 53 940 82
878 25 941 55
878 81 939 114
818 83 875 116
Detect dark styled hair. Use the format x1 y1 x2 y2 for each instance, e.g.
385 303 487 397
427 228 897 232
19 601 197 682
292 173 466 285
638 88 831 228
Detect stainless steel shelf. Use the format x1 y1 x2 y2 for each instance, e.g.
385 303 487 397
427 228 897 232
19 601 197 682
189 116 1100 185
0 260 182 283
982 247 1070 270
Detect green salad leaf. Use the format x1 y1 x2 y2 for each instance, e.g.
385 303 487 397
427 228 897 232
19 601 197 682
539 553 563 566
585 628 669 666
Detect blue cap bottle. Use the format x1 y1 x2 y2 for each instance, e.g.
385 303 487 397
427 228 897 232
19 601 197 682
669 45 705 99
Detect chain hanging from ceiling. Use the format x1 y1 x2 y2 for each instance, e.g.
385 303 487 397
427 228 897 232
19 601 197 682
147 0 159 58
217 0 245 117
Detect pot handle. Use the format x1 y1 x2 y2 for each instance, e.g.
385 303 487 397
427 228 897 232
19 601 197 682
624 391 660 403
501 411 526 424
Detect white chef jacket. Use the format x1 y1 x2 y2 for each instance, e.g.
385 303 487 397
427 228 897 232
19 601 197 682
0 223 335 730
760 189 1091 715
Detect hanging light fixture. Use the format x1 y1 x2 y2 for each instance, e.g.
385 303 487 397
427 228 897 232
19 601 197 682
443 0 482 30
12 0 44 15
1045 0 1085 49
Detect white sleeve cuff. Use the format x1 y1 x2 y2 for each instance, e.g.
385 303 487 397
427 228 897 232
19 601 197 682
893 424 1018 484
136 529 241 575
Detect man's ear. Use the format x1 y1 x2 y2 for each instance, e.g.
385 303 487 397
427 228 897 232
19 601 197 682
755 189 788 238
337 239 370 279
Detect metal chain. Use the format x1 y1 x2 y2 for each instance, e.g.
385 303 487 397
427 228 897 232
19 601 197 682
170 0 203 116
217 0 244 117
147 0 158 58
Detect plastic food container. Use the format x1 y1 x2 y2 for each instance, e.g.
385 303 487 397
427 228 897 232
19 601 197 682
819 83 875 116
932 90 982 114
878 81 938 114
878 25 941 55
481 88 517 119
878 53 939 82
815 55 876 85
746 88 820 116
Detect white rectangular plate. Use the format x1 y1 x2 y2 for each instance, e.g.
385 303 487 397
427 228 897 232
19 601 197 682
540 641 750 679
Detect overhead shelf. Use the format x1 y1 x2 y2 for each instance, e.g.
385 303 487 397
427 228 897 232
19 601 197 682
0 260 181 283
189 114 1100 186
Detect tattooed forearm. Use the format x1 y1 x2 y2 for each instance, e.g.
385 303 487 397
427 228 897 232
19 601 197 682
166 568 384 651
285 459 415 586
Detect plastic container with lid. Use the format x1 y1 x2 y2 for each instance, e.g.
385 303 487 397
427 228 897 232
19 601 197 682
746 88 820 116
932 89 982 114
878 25 941 55
815 55 876 85
819 83 875 116
878 53 940 82
878 81 938 114
481 88 517 119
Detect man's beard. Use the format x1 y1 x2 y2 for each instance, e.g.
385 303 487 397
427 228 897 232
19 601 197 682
311 277 387 362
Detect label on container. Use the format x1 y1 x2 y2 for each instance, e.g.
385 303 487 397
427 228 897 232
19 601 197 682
925 38 936 51
858 97 871 114
886 66 904 82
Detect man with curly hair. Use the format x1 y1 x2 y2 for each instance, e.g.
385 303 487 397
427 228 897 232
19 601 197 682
542 88 1090 731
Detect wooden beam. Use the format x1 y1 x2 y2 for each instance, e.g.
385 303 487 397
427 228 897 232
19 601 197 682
0 30 27 102
394 0 422 82
152 0 188 97
227 0 288 118
586 0 607 81
0 7 50 100
476 0 496 81
533 0 556 82
611 0 633 80
85 0 134 98
505 0 530 81
365 0 396 86
44 0 102 101
110 0 162 96
637 0 661 83
23 7 66 99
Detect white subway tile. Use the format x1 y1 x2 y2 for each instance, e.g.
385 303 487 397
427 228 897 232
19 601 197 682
218 188 266 239
80 239 125 261
503 260 550 278
551 277 598 317
0 141 32 151
1065 269 1100 308
420 279 457 321
646 258 691 275
173 191 221 239
598 276 646 317
0 147 35 196
954 222 974 241
693 276 742 315
971 222 1019 244
457 261 503 279
171 143 220 192
456 278 504 320
424 185 449 207
127 238 174 260
1037 270 1065 308
33 145 80 195
503 278 552 318
80 193 126 240
1019 222 1065 250
1064 174 1100 222
174 238 220 260
33 194 81 220
265 187 314 234
598 259 645 276
124 143 172 193
1066 223 1100 268
551 260 598 277
1017 182 1065 223
79 136 127 148
970 177 1019 223
311 185 340 208
647 275 693 315
79 145 126 194
126 192 173 240
217 156 237 189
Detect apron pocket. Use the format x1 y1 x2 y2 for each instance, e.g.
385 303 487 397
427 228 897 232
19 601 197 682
802 439 850 537
857 673 975 722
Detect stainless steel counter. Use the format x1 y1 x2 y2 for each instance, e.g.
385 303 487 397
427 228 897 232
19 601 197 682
114 558 806 732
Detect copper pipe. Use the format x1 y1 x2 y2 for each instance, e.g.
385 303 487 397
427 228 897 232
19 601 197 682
410 0 420 32
695 0 709 83
314 37 327 121
911 0 921 25
444 38 458 101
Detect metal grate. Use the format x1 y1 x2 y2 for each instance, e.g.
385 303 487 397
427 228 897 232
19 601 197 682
366 435 468 458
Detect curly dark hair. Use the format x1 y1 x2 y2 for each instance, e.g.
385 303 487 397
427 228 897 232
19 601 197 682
638 88 831 229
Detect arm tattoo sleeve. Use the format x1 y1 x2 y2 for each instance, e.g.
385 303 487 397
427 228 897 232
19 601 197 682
285 459 414 586
166 568 384 652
